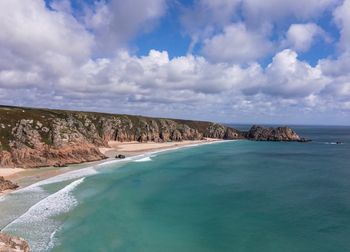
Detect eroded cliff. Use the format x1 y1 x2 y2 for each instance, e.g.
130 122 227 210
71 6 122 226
0 106 244 168
0 106 305 168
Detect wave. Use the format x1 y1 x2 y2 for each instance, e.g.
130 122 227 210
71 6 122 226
324 142 344 145
17 167 97 194
3 177 85 252
134 156 152 162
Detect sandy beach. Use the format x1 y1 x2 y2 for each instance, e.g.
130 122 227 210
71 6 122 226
0 168 25 178
0 139 220 196
99 139 219 157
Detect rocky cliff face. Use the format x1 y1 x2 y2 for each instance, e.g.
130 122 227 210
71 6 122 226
0 106 244 168
0 232 30 252
246 125 301 141
0 106 304 168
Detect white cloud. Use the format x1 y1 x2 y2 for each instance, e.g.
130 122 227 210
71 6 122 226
263 49 328 98
317 0 350 104
180 0 241 52
334 0 350 52
0 0 350 125
0 0 93 90
202 23 272 63
243 0 340 24
84 0 167 54
285 23 330 52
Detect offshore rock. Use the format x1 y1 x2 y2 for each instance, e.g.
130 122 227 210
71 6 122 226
247 125 301 141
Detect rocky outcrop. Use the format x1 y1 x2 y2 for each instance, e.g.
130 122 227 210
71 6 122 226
204 123 243 139
0 176 18 192
0 106 244 168
0 106 305 168
0 232 30 252
246 125 301 141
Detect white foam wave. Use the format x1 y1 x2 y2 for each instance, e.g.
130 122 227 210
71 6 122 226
324 142 343 145
17 166 97 194
96 157 132 166
134 156 152 162
3 177 85 252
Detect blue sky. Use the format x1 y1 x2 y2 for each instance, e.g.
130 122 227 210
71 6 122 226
1 0 350 125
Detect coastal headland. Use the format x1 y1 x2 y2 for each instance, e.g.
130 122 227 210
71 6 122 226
0 104 303 193
0 105 306 251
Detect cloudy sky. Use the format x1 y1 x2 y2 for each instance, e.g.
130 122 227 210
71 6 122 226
1 0 350 125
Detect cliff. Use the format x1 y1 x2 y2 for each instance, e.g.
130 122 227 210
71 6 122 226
0 106 305 169
0 232 30 252
0 105 244 168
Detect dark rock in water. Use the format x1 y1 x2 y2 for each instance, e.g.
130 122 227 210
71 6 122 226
115 154 126 159
0 176 18 192
297 138 312 143
0 232 30 252
336 141 342 144
246 125 301 141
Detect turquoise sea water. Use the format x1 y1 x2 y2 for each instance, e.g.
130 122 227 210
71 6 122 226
1 126 350 251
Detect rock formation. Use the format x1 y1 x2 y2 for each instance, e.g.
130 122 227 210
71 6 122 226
0 232 30 252
0 106 245 168
0 106 305 168
246 125 301 141
0 176 18 192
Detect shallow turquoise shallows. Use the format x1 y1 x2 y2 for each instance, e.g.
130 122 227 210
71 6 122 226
3 126 350 252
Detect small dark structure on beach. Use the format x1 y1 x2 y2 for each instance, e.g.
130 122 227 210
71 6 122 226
115 154 126 159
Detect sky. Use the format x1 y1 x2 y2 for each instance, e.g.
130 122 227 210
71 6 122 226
1 0 350 125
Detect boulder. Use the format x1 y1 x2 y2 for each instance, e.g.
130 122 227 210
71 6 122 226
0 232 30 252
0 176 18 192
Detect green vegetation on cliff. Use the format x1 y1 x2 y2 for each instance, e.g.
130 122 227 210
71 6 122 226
0 105 243 168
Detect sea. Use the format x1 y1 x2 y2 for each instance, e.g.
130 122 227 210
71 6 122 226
0 125 350 252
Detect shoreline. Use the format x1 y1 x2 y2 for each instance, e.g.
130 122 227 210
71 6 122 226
0 139 227 196
0 139 232 251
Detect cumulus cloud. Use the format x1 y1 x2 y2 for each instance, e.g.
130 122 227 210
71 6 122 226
180 0 241 52
333 0 350 52
263 50 328 98
0 0 93 89
318 0 350 105
83 0 167 54
0 0 350 124
242 0 340 25
285 23 330 52
203 23 273 63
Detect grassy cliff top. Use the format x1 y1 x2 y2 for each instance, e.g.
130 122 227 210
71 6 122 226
0 105 222 151
0 104 215 128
